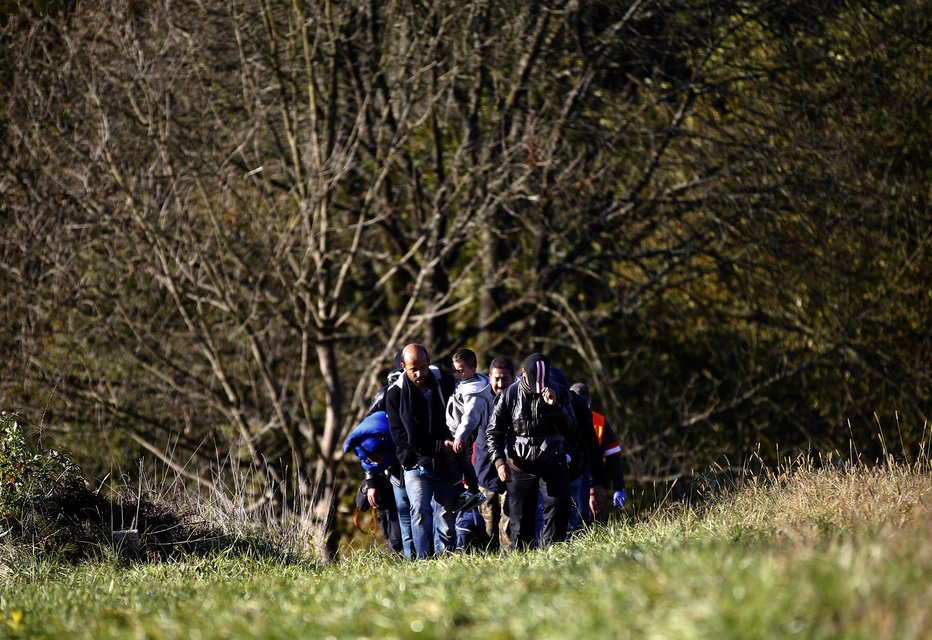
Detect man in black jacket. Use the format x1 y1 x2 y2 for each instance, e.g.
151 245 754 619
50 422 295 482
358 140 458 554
385 343 458 558
549 368 606 530
570 382 626 524
486 353 574 549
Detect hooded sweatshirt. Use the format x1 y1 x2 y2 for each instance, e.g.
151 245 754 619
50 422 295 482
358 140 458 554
445 372 494 443
343 411 396 475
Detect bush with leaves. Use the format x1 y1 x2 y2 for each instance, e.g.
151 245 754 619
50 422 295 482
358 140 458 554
0 411 95 555
1 412 306 562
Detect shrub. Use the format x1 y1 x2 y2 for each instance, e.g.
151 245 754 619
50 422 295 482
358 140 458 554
0 412 308 563
0 411 94 556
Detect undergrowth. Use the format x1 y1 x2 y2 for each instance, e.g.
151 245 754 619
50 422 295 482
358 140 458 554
0 426 929 639
0 412 311 567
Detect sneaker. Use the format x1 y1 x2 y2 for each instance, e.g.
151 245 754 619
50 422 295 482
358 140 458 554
453 490 486 513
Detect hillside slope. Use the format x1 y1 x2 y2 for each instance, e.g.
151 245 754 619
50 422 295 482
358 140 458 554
2 461 929 639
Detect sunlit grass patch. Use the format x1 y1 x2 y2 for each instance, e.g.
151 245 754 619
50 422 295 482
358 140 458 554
1 458 929 639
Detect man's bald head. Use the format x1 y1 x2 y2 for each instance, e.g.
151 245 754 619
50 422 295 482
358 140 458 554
402 343 428 365
402 343 431 391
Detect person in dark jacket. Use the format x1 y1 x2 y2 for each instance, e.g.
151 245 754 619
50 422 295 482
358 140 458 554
547 368 607 531
570 382 627 525
362 350 416 557
473 355 515 550
486 353 574 549
384 343 458 558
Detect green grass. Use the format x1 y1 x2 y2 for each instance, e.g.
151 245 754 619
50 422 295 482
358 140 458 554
1 462 930 639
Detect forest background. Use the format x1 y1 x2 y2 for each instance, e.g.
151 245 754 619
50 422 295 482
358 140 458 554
1 0 928 558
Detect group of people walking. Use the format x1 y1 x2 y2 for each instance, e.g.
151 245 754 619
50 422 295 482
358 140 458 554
344 343 626 559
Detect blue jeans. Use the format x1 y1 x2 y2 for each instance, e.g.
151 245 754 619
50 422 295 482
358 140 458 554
391 480 415 560
567 468 592 532
402 467 457 558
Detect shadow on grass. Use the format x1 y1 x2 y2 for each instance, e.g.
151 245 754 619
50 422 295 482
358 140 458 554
7 480 312 566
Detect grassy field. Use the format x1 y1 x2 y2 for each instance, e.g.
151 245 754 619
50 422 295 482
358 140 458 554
1 461 929 639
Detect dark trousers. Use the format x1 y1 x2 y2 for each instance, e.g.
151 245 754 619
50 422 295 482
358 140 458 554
506 459 570 549
365 476 403 555
378 503 403 555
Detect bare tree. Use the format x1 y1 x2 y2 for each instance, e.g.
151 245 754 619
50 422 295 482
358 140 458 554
2 0 928 546
1 0 586 553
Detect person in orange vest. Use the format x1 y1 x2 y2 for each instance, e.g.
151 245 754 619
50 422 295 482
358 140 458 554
570 382 627 523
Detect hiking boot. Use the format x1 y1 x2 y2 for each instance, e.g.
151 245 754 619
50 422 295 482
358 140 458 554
453 490 486 513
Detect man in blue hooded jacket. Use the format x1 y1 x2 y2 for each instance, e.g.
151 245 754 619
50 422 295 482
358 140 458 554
343 410 407 556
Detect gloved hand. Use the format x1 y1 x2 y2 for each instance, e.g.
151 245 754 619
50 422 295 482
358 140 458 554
613 489 627 509
417 463 437 480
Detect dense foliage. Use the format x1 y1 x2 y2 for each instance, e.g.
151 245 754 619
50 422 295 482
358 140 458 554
1 0 929 550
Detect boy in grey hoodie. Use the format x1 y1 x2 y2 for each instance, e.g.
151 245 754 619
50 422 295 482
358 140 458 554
446 348 493 512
